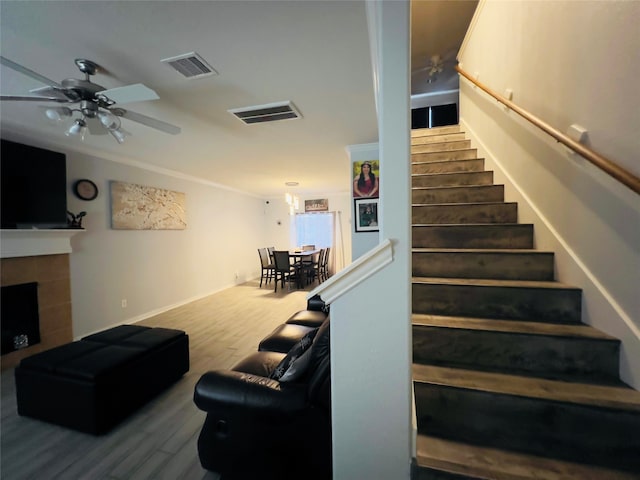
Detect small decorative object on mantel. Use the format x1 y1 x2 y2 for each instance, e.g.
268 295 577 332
67 210 86 229
73 179 99 201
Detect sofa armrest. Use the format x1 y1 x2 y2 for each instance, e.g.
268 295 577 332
306 294 328 312
194 370 307 414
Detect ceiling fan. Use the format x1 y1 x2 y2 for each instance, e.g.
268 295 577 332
0 56 181 144
412 54 456 83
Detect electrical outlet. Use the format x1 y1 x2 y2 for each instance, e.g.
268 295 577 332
121 299 127 308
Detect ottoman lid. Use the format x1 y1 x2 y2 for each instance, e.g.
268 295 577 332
19 341 104 373
55 344 145 381
82 324 151 344
119 327 185 350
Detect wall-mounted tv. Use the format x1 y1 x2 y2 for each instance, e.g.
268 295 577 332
1 139 68 229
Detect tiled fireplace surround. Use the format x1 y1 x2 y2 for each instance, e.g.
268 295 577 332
1 232 77 371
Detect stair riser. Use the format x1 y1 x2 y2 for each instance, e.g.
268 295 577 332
413 225 534 249
412 172 494 188
413 149 478 162
412 140 471 154
412 283 582 323
412 252 554 281
413 159 485 175
412 185 504 205
412 326 620 382
413 203 518 224
412 133 468 146
414 383 640 472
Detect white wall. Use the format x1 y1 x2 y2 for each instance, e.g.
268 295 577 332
410 90 459 111
63 149 267 337
459 0 640 387
346 143 380 260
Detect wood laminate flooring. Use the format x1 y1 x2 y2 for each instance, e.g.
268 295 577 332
1 279 311 480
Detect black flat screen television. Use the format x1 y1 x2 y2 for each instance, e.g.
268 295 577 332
1 139 68 229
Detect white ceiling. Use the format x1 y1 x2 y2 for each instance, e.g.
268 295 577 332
0 1 476 198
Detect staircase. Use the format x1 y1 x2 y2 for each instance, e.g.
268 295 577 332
411 125 640 479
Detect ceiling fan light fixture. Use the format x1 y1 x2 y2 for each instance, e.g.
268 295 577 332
110 128 126 144
97 110 120 130
45 107 72 121
66 119 87 140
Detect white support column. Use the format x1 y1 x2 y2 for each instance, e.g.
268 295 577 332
331 1 412 479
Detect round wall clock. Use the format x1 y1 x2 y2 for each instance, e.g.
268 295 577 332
73 179 99 201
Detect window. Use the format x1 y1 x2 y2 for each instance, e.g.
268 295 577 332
411 103 458 129
295 213 333 248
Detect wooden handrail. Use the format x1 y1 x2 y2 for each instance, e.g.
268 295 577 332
456 65 640 195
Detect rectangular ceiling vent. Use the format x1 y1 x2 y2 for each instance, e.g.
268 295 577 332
161 52 218 79
228 101 302 125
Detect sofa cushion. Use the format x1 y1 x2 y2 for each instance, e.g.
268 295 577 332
258 323 315 353
232 351 287 378
285 309 327 328
270 328 318 382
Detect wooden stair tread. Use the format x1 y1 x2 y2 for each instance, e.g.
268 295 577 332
412 248 548 254
412 222 527 227
412 313 616 340
412 184 501 190
411 157 484 166
415 435 639 480
413 201 516 207
412 126 461 137
412 276 579 290
412 364 640 412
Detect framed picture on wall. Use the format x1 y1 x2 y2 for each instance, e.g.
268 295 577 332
354 198 379 232
352 160 380 198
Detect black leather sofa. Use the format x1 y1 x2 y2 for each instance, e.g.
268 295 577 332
193 296 331 479
15 324 189 434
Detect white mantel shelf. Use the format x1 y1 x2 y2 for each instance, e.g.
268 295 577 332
0 229 84 259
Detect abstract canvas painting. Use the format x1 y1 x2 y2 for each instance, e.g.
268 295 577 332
110 181 186 230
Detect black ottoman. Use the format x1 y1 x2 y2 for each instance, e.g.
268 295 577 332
15 324 189 434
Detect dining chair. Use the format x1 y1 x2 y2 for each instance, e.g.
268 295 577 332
272 250 299 292
319 247 330 282
257 248 275 288
267 246 275 264
312 248 326 284
298 250 318 286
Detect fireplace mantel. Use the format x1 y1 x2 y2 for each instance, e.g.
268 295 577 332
0 229 84 258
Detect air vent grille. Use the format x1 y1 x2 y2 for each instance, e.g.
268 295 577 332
161 52 217 79
228 101 302 124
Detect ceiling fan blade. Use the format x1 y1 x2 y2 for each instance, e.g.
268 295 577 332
100 84 159 105
111 108 181 135
0 94 71 102
29 85 79 102
1 56 64 89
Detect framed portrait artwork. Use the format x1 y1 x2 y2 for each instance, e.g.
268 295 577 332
354 198 379 232
352 160 380 198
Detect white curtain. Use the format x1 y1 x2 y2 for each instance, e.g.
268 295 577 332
330 210 345 275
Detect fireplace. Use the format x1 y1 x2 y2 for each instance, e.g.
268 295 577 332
0 253 73 370
1 282 41 354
